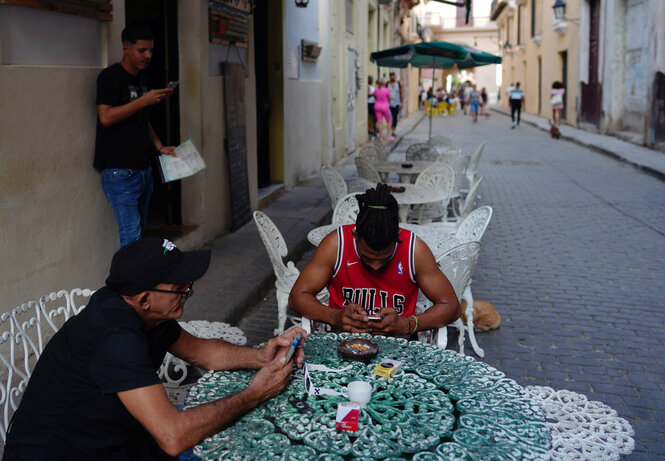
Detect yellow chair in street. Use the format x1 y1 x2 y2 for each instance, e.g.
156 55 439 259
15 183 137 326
437 101 446 116
425 100 433 116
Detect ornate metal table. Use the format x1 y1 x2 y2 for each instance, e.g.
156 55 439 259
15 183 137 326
185 333 552 460
372 161 433 183
307 224 460 260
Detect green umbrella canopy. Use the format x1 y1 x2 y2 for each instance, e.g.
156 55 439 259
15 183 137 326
370 41 501 70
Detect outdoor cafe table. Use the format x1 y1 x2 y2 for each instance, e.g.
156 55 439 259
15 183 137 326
307 223 460 260
185 333 552 460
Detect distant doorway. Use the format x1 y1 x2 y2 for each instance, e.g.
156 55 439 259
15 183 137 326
125 0 184 238
580 0 601 126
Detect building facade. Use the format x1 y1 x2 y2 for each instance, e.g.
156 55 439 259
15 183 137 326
491 0 580 125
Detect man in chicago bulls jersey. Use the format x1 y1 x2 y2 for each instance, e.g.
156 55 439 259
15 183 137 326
290 184 460 336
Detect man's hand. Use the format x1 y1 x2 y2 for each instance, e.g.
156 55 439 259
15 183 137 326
367 307 411 336
334 303 371 333
141 88 173 107
158 146 177 157
246 350 295 403
257 327 308 369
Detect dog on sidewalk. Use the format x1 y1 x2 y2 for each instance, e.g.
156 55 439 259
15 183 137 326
549 121 561 139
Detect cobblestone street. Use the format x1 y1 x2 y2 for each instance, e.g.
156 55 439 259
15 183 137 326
238 110 665 460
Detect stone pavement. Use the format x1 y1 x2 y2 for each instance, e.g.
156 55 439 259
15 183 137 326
183 108 665 460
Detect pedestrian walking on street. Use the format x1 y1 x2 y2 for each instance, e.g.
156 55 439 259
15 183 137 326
373 79 392 142
480 87 489 117
469 85 482 123
94 23 178 248
551 81 566 126
367 75 377 137
387 71 404 140
509 82 525 129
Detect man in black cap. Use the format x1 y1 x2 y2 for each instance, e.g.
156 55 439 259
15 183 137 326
3 237 306 460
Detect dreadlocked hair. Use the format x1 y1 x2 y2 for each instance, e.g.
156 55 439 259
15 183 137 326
355 183 400 251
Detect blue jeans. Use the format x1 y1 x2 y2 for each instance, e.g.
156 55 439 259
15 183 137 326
101 167 154 247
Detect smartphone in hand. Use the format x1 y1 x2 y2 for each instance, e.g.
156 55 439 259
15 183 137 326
167 80 179 89
367 315 383 321
284 332 301 366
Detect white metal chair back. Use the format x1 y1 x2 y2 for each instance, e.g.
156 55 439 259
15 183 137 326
406 143 439 161
410 163 455 224
447 154 470 196
415 241 481 351
0 288 95 442
355 156 382 183
332 193 360 226
253 211 302 335
437 241 481 303
321 166 348 209
465 141 486 184
415 163 455 192
428 135 454 154
454 206 493 244
457 176 483 219
347 178 376 193
372 138 390 161
357 145 380 163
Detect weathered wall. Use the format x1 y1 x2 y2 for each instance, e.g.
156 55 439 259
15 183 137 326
497 0 580 125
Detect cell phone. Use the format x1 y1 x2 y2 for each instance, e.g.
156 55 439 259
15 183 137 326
167 80 179 89
367 315 383 321
284 332 301 366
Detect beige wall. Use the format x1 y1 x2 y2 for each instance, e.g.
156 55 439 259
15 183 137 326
496 0 579 125
0 60 116 309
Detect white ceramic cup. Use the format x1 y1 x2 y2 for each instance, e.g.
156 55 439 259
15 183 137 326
347 380 372 407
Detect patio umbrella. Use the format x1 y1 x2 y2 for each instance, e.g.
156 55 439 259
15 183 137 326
370 41 502 138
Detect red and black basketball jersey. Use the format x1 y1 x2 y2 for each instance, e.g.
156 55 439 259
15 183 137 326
327 224 418 317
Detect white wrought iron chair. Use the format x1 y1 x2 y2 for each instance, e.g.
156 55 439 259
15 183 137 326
451 175 483 221
354 156 382 184
428 135 454 154
465 140 486 187
321 165 348 209
332 192 360 226
357 145 380 163
406 143 439 162
416 241 483 356
409 163 455 224
253 211 329 336
372 138 390 161
347 178 377 193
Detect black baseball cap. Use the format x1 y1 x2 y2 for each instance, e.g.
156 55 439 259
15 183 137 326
106 237 211 295
389 71 396 75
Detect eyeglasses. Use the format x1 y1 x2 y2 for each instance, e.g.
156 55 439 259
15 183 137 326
149 282 194 298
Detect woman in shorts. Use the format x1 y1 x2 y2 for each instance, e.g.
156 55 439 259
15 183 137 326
373 79 392 141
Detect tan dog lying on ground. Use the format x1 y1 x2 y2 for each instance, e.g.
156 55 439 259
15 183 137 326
460 300 501 331
549 121 561 139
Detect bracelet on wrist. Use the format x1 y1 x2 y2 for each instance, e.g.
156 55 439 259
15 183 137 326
410 315 418 334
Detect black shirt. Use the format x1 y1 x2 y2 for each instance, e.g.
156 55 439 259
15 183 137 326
93 63 154 171
3 287 181 460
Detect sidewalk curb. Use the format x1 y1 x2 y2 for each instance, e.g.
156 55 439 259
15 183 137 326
490 106 665 182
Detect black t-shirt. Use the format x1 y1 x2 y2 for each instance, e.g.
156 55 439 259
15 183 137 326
3 287 182 460
93 63 154 171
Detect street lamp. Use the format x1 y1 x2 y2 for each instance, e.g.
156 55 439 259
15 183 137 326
295 0 309 7
503 41 512 51
553 0 566 20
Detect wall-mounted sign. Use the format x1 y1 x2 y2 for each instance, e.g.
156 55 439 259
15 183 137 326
209 0 251 47
301 39 322 62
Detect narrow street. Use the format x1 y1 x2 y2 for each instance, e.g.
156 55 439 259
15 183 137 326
238 109 665 460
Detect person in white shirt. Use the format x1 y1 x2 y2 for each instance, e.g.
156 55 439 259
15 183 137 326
387 71 404 139
509 82 525 129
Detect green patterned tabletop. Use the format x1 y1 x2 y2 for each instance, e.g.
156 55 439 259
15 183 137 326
185 333 551 460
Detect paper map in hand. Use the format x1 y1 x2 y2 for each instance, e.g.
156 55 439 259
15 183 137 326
158 139 206 183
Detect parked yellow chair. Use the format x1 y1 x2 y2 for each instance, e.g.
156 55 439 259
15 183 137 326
425 100 433 116
437 101 446 116
448 101 456 115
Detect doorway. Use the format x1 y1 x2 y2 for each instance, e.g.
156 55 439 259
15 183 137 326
580 0 601 126
125 0 183 238
560 50 568 121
